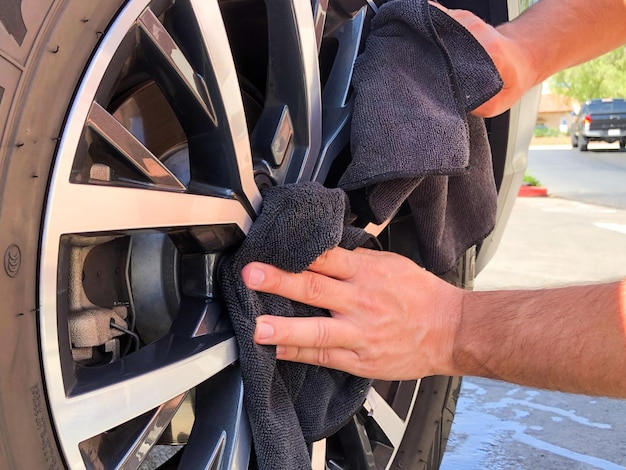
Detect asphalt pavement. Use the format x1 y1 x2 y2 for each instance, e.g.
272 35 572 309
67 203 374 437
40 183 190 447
527 143 626 210
440 143 626 469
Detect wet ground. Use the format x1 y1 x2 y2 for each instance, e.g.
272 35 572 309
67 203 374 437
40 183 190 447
441 144 626 470
442 378 626 470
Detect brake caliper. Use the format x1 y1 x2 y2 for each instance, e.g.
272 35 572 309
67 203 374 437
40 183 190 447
67 235 131 364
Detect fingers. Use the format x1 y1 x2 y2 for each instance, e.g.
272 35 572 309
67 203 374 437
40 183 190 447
242 261 358 312
241 248 450 381
472 100 503 118
255 315 370 377
255 315 357 349
276 345 369 378
428 1 448 12
307 247 362 279
241 263 345 310
428 1 514 118
429 2 482 31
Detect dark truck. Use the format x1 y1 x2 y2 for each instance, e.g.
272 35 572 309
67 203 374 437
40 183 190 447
571 98 626 151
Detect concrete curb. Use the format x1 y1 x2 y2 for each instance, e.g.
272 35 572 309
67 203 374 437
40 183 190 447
518 185 548 197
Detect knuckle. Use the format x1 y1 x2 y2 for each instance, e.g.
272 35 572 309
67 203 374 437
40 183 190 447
363 252 392 276
353 289 375 313
357 348 379 374
344 249 361 273
355 254 376 276
303 274 325 303
310 247 340 272
316 348 331 367
314 319 332 348
359 326 376 346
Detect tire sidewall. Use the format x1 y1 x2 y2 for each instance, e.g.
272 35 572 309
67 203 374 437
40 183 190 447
0 1 125 468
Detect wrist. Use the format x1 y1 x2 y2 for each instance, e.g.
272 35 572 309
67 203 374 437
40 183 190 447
495 22 543 91
449 289 498 378
435 283 467 377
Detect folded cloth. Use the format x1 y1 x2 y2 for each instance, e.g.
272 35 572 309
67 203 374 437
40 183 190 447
340 0 503 274
219 182 377 470
220 1 504 465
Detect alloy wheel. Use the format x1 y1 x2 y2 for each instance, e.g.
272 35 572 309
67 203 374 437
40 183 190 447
39 1 421 468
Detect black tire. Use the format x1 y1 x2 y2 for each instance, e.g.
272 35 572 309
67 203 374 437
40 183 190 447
579 136 589 151
393 376 462 469
571 133 578 148
0 1 474 469
0 2 126 468
620 139 625 151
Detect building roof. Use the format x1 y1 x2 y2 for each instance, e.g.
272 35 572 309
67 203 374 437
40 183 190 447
538 93 576 114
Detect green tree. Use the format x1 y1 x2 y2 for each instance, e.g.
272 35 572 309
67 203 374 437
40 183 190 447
550 46 626 102
518 0 539 11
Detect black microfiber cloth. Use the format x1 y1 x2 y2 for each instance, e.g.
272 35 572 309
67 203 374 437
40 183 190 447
340 0 503 274
220 182 377 470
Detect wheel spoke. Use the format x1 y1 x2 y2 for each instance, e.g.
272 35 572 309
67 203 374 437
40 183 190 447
312 0 329 51
363 388 406 448
179 366 251 469
169 298 223 338
312 10 366 183
78 393 187 470
311 439 327 470
321 10 365 110
46 181 252 235
137 8 217 127
86 102 186 191
52 337 237 468
178 0 261 213
117 393 188 470
264 0 322 183
331 415 377 469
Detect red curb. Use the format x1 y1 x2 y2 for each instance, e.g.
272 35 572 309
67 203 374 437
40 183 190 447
518 185 548 197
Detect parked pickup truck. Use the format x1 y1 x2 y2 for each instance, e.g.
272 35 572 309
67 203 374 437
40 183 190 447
571 98 626 151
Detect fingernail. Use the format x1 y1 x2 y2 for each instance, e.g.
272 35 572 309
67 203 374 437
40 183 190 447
256 322 274 340
276 345 286 356
246 266 265 287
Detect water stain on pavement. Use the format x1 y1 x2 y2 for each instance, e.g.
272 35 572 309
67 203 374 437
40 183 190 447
441 378 626 469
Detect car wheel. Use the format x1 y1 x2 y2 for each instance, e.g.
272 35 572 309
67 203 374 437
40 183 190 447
579 136 589 151
571 133 578 148
0 1 469 469
620 139 625 151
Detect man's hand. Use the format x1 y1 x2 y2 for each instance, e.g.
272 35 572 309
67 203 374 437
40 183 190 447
431 2 537 117
242 247 626 396
241 247 464 380
435 0 626 118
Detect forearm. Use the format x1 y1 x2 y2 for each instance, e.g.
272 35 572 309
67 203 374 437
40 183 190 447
246 248 626 396
441 0 626 116
453 281 626 397
500 0 626 86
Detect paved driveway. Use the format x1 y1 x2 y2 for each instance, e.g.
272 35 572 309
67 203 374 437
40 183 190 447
441 145 626 469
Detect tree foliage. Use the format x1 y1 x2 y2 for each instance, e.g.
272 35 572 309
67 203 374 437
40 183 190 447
518 0 539 11
550 46 626 102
